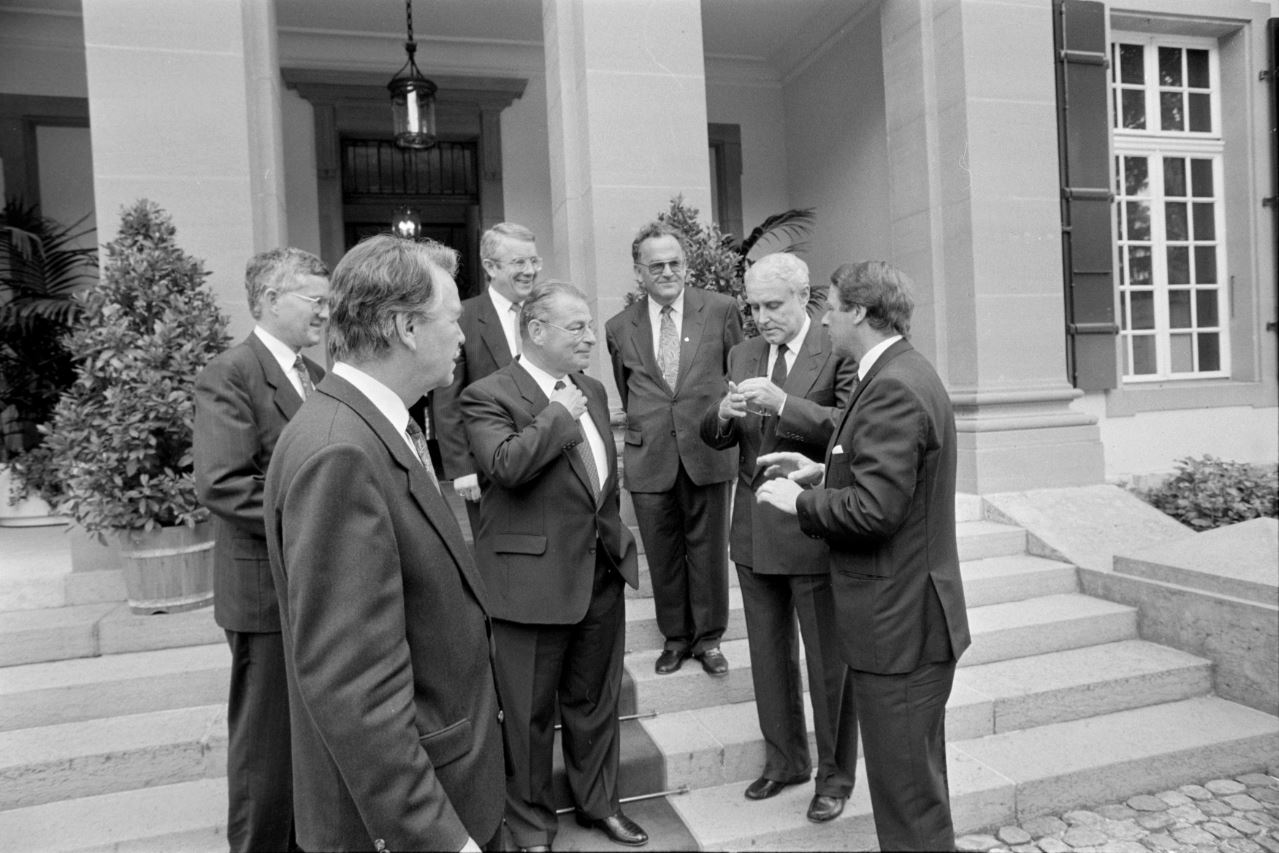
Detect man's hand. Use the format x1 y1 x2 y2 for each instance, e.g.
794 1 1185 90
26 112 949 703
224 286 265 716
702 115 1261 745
755 451 824 486
736 377 786 416
756 477 803 515
452 473 481 502
549 381 588 419
718 380 749 421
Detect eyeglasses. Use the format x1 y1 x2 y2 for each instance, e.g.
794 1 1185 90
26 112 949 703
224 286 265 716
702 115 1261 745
284 291 331 311
493 256 543 272
539 320 596 341
639 259 685 277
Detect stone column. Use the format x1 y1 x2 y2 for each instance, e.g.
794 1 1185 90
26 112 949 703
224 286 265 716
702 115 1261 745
541 0 712 404
81 0 287 337
880 0 1104 493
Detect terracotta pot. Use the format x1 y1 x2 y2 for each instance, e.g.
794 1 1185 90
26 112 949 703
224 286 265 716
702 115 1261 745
118 521 215 615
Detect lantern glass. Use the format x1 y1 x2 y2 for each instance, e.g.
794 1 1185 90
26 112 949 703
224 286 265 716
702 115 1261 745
390 78 437 149
391 208 422 239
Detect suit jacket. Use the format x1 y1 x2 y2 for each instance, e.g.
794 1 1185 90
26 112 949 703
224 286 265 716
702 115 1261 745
432 291 516 480
264 374 504 851
796 340 971 674
606 287 743 491
193 334 323 633
700 326 857 574
460 363 639 625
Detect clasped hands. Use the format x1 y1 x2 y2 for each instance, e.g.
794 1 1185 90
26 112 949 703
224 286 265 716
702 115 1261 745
718 378 786 421
754 451 824 516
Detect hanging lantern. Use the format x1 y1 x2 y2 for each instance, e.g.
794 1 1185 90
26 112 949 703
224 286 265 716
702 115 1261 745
388 0 438 149
391 208 422 239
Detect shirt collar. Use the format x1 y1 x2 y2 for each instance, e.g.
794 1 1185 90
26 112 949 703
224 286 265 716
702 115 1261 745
858 335 903 382
254 326 300 374
647 288 685 324
330 362 411 436
487 286 518 314
519 356 566 398
776 315 812 354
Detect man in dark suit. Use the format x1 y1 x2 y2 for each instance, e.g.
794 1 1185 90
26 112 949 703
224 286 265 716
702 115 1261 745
757 260 971 851
699 253 859 823
194 247 329 853
430 222 540 534
605 222 743 676
461 282 648 851
264 235 504 852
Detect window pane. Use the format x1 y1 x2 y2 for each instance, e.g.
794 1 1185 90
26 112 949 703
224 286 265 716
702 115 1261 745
1191 159 1213 196
1160 92 1184 131
1132 336 1157 374
1129 247 1152 285
1125 157 1149 196
1167 246 1190 284
1130 291 1155 329
1192 203 1215 240
1169 290 1192 328
1194 247 1217 284
1171 334 1193 372
1188 93 1211 132
1163 158 1186 197
1122 90 1146 130
1159 47 1182 85
1120 44 1145 84
1196 290 1219 326
1165 203 1189 241
1186 49 1210 87
1126 201 1150 240
1198 333 1221 371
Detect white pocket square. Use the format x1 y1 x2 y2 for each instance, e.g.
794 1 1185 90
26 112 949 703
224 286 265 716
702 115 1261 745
832 445 845 455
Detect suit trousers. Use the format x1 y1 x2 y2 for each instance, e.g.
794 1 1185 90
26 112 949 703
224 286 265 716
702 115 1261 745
630 469 729 656
224 629 294 853
852 660 957 851
736 565 857 797
493 552 626 848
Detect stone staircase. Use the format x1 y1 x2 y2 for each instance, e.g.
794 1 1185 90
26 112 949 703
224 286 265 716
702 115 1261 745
1 496 1276 851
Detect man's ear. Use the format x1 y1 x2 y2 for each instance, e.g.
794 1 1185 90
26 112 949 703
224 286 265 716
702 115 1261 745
632 265 645 290
395 312 417 350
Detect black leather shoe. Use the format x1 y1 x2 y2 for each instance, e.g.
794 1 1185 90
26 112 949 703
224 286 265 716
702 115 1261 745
807 794 846 822
697 648 729 676
655 648 689 675
744 775 807 800
575 810 649 846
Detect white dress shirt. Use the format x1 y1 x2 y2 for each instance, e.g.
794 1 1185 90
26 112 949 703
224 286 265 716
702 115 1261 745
487 287 522 358
330 362 421 462
520 359 609 485
858 334 904 382
646 289 686 360
254 326 306 399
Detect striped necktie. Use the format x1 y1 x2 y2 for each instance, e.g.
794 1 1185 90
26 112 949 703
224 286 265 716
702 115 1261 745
293 354 314 399
555 380 601 498
404 420 441 493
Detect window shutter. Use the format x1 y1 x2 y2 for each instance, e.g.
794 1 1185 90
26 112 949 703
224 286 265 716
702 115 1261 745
1055 0 1119 390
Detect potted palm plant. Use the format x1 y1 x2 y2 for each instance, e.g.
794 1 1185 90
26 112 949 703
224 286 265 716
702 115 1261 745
0 199 97 525
42 199 230 614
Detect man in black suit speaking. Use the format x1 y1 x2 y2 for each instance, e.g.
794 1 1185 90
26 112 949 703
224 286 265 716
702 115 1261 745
757 260 971 850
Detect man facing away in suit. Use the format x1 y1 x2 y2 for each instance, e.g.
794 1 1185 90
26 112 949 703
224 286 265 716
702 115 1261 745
757 260 971 850
699 253 859 824
606 222 743 677
461 282 648 851
264 235 505 852
431 222 540 535
194 247 329 853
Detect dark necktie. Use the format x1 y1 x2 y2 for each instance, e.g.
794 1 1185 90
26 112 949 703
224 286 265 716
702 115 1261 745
293 354 314 399
404 420 441 493
658 305 679 390
770 343 789 387
555 380 601 498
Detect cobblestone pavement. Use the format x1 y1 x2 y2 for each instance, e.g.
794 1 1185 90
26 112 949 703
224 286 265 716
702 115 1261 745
957 772 1279 853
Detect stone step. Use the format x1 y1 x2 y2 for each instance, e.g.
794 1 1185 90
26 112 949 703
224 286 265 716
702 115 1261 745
626 593 1137 714
0 643 229 732
959 554 1077 608
640 639 1212 793
0 602 221 668
625 586 746 651
0 705 227 811
669 695 1279 851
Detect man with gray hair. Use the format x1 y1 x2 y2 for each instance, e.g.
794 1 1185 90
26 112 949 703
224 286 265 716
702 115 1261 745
195 246 329 853
264 235 505 851
432 221 541 536
700 253 859 823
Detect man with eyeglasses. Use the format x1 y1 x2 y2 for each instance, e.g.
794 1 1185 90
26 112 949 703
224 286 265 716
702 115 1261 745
461 282 647 851
606 222 743 678
432 222 541 538
194 247 330 853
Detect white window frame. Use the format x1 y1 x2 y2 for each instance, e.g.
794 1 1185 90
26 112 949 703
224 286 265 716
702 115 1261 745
1110 31 1230 383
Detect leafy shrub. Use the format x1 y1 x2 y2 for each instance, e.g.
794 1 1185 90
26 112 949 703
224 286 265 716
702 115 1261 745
1138 455 1279 531
42 200 230 534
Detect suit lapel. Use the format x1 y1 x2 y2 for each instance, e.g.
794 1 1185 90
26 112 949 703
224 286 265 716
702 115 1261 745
628 300 663 394
675 288 708 394
784 325 826 399
476 294 514 370
828 339 912 465
319 374 487 609
574 377 612 505
247 334 303 420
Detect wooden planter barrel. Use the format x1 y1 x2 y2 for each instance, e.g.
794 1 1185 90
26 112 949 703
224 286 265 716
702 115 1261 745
118 521 215 615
